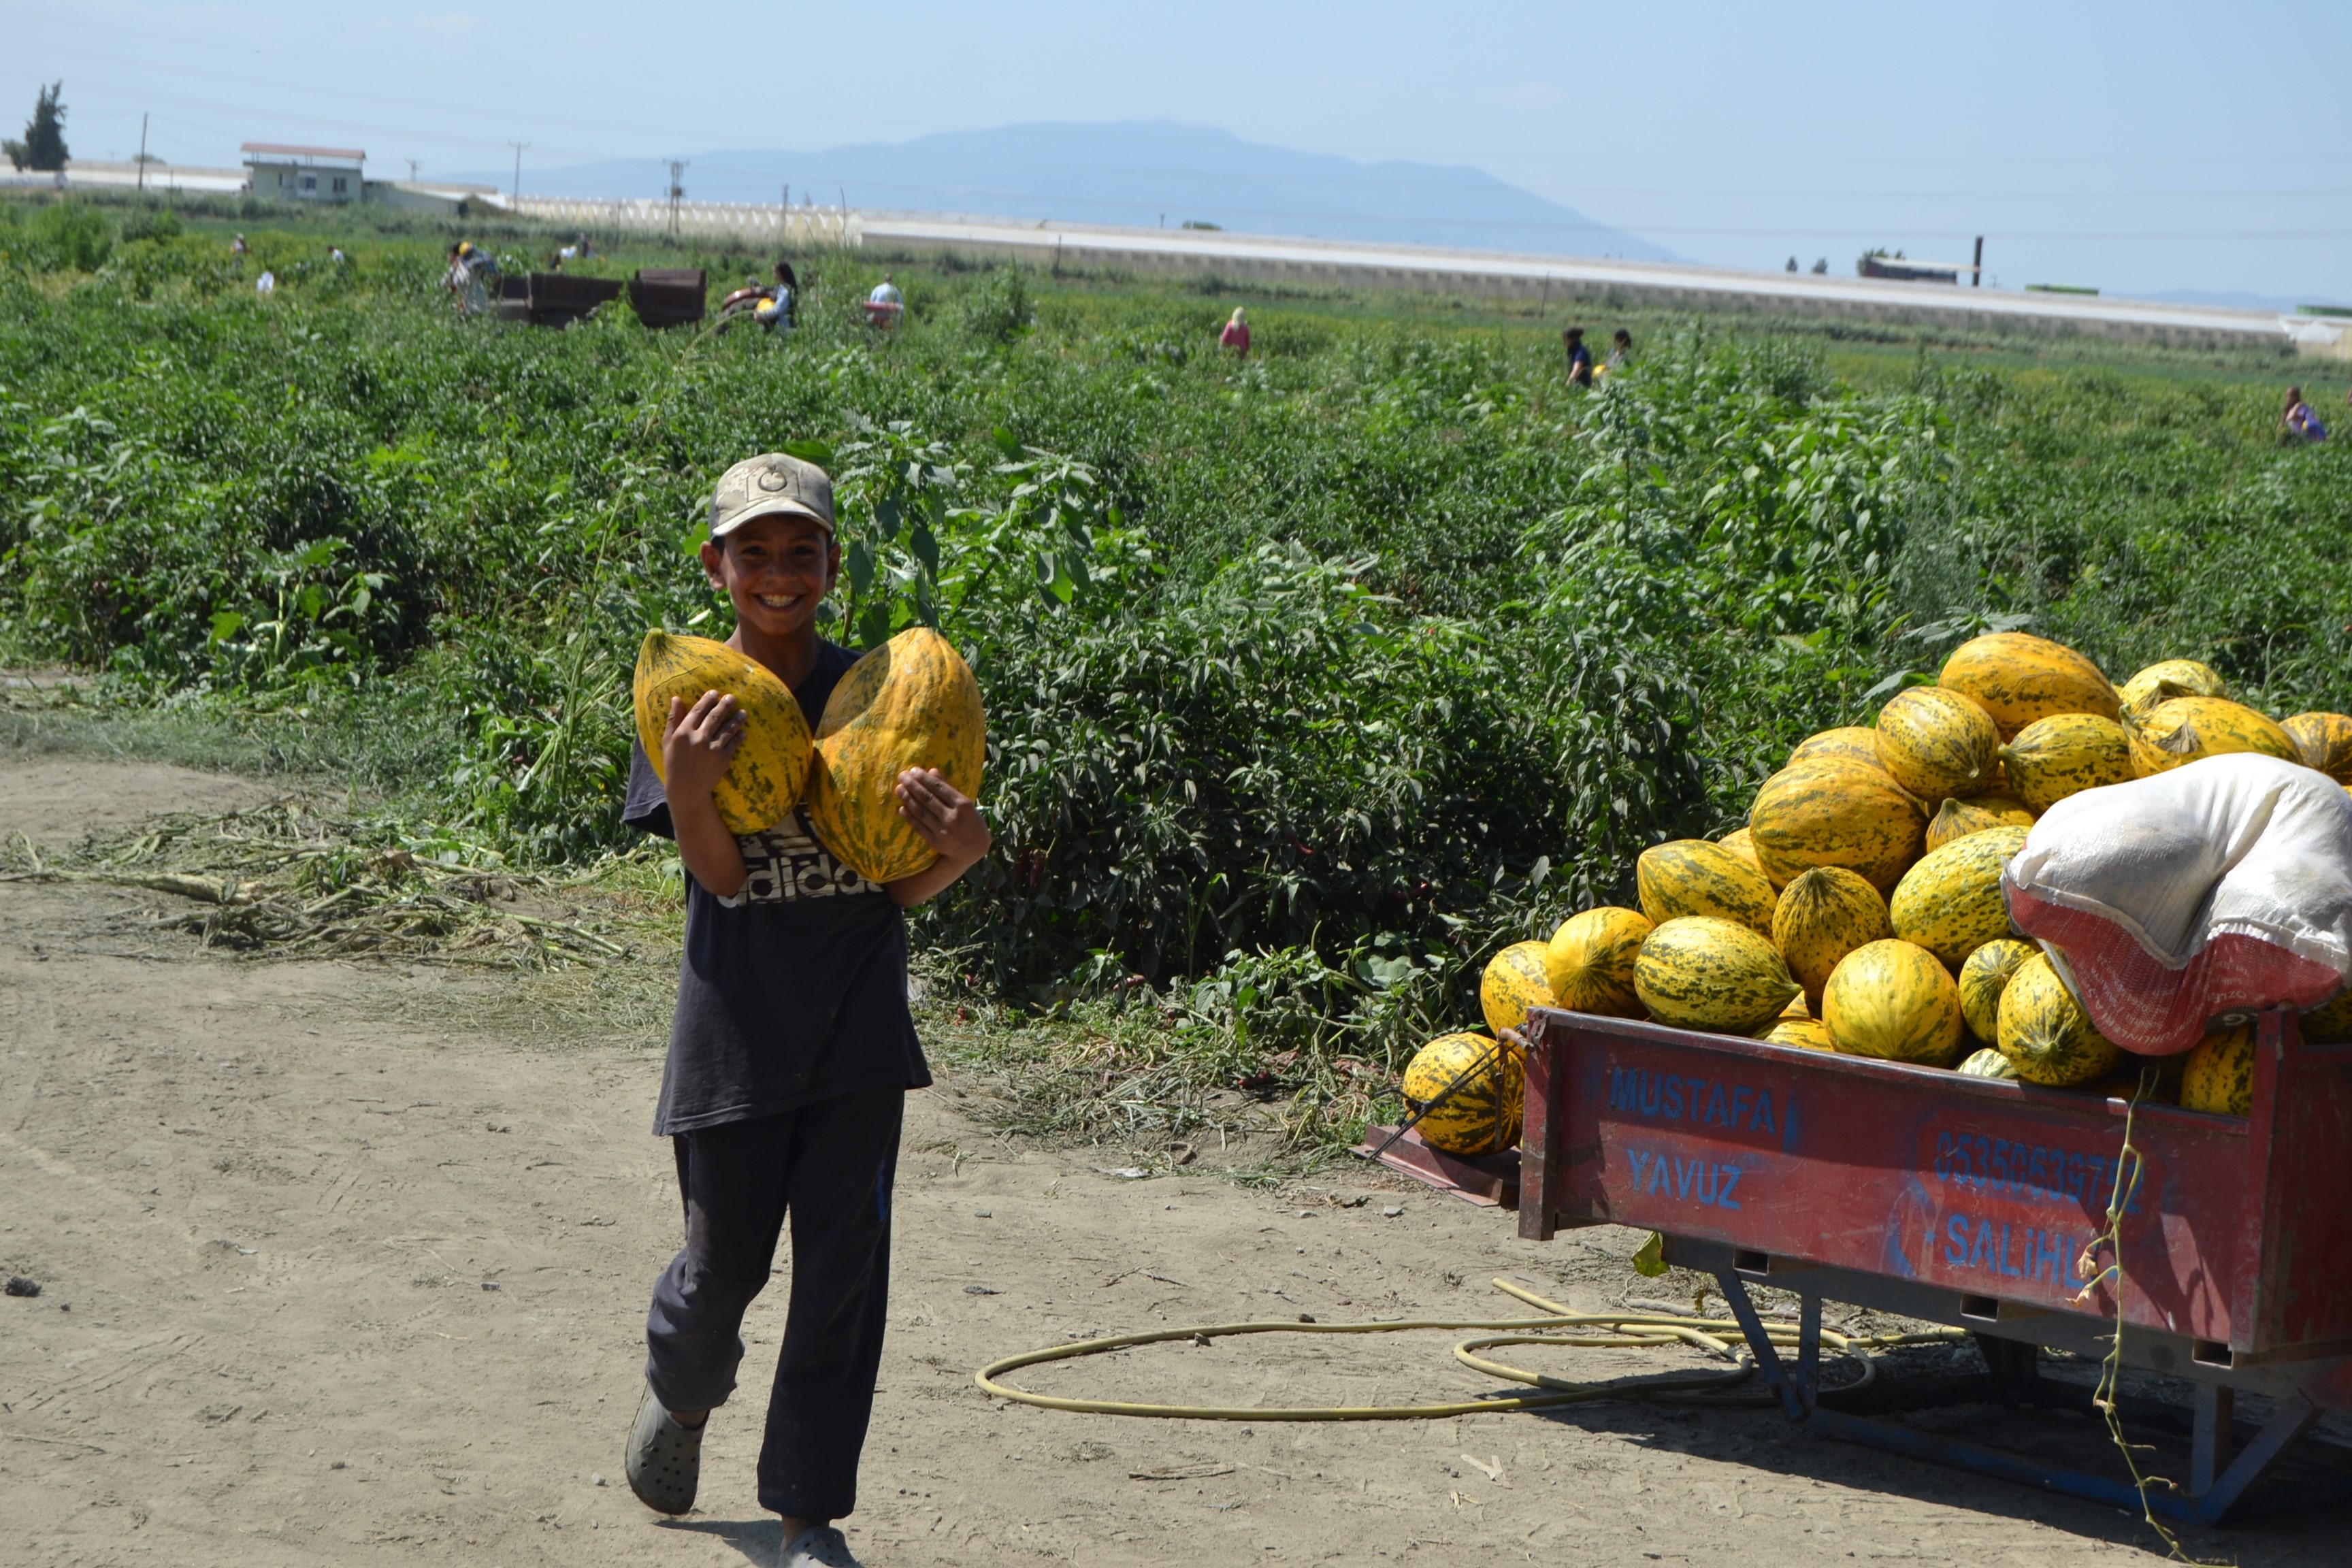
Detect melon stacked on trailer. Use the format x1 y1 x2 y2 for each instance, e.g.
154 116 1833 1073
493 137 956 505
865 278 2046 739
1401 633 2352 1156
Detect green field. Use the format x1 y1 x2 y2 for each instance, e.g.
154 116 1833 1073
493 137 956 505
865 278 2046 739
5 191 2349 1147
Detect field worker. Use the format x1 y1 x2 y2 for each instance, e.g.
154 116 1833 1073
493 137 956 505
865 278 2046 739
620 453 990 1568
445 241 496 312
863 272 902 329
757 259 800 332
2283 386 2327 442
230 232 247 271
1220 306 1250 356
1563 326 1594 387
328 246 347 265
1603 329 1633 376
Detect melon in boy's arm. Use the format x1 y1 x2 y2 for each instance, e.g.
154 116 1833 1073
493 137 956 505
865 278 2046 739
660 690 753 900
884 767 990 908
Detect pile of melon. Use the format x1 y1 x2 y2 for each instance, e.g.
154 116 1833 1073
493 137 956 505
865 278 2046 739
1400 633 2352 1152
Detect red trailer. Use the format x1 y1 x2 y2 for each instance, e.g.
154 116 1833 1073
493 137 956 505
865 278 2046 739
1499 1006 2352 1523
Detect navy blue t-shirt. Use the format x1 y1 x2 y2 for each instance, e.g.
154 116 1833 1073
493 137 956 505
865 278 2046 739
623 637 930 1135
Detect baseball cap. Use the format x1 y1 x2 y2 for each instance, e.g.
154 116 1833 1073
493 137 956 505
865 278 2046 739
709 453 835 538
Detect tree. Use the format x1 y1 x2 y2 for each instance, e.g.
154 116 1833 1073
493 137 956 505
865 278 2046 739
3 82 68 172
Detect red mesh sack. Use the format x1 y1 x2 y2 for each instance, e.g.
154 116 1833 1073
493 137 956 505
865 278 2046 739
2002 753 2352 1056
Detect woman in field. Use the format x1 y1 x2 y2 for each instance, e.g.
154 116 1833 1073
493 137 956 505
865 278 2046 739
2283 386 2327 442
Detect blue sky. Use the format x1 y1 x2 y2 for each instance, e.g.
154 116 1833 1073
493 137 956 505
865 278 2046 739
7 0 2347 301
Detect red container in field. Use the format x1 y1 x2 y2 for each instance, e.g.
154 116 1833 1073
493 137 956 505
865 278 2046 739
1510 1006 2352 1522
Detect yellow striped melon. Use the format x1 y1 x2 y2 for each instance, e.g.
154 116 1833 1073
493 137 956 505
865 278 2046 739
1875 685 2001 801
2283 712 2352 783
2302 990 2352 1043
1771 866 1892 1009
1789 726 1890 774
1938 632 2118 739
1781 990 1811 1019
1637 839 1777 936
1763 1017 1834 1051
1402 1032 1523 1156
1925 795 2036 853
1481 941 1556 1038
2180 1026 2255 1116
2117 659 2227 721
1957 1047 2019 1080
1889 826 2031 968
1748 760 1928 894
1633 917 1801 1034
632 630 814 835
1717 827 1765 877
805 627 987 882
1957 938 2038 1045
2124 696 2299 777
1543 908 1652 1018
1999 713 2134 815
1822 938 1965 1065
1997 953 2123 1087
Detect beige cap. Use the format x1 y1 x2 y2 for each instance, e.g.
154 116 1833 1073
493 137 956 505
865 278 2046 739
709 452 834 538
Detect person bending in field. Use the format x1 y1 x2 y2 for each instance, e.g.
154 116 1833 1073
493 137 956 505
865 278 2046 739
621 452 991 1568
2283 385 2327 442
1220 306 1250 357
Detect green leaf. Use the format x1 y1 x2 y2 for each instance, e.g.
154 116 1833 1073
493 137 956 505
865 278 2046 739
1861 668 1933 704
779 439 834 468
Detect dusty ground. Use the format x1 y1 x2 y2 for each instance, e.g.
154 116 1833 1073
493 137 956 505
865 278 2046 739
4 755 2350 1567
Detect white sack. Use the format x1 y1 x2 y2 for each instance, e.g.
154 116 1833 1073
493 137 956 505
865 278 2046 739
2002 752 2352 1055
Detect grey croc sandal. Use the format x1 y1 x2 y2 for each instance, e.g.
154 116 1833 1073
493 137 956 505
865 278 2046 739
623 1382 705 1515
779 1524 864 1568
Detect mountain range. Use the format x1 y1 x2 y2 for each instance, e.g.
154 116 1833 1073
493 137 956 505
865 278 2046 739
482 120 1676 261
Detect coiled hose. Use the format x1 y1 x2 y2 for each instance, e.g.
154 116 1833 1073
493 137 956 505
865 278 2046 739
976 1276 1965 1421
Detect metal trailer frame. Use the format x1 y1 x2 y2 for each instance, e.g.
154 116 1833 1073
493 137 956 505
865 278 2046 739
1513 1005 2352 1525
630 268 708 329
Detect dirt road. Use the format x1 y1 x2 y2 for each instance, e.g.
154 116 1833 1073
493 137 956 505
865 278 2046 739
3 755 2345 1565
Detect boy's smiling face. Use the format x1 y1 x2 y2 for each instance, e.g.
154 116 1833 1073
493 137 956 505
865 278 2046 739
700 513 838 641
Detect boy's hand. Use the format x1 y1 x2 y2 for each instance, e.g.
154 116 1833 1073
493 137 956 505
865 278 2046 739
662 691 745 802
893 768 990 868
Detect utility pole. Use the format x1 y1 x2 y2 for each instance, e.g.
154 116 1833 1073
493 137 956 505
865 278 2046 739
667 160 687 238
509 141 529 201
407 158 420 181
136 112 148 194
1972 235 1984 289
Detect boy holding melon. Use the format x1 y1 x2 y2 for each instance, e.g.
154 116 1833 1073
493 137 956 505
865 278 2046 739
619 453 990 1568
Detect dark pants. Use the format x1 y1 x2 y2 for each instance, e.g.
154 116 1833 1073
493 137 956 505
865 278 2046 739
643 1085 903 1521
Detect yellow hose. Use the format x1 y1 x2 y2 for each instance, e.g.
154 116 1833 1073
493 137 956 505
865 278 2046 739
975 1276 1965 1422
